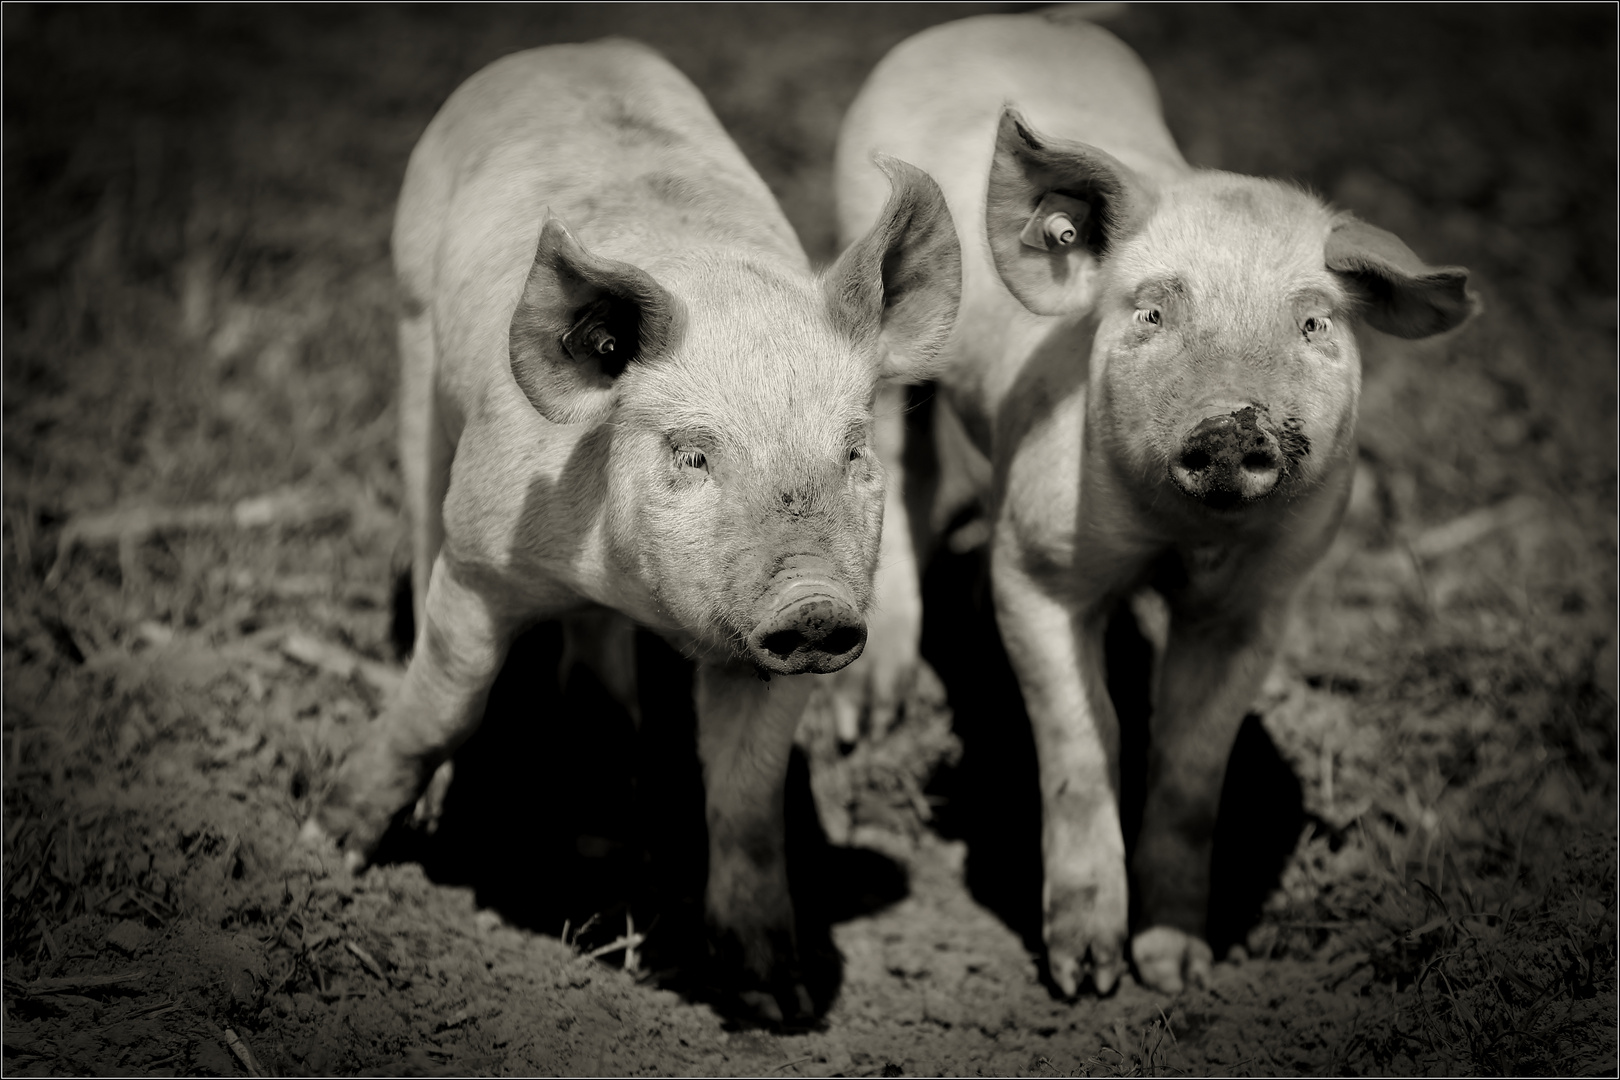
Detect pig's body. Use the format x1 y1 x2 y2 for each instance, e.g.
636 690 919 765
309 39 960 1023
836 11 1472 996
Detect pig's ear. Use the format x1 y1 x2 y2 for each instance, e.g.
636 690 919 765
509 217 676 425
824 155 962 382
986 107 1151 316
1325 217 1476 339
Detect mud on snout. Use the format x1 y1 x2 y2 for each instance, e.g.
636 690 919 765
1167 404 1311 510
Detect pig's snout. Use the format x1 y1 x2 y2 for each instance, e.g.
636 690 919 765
747 557 866 676
1170 407 1281 508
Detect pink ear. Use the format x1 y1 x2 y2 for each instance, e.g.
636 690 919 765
1325 217 1476 339
508 217 676 425
985 107 1153 317
823 155 962 382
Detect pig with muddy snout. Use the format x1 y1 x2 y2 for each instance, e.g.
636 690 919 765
836 10 1474 996
303 39 960 1023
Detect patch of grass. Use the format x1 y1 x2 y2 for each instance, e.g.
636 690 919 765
1260 748 1616 1074
1325 825 1617 1075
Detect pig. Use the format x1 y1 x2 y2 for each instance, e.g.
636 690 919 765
302 38 961 1023
834 9 1474 996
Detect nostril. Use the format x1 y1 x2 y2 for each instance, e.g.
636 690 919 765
819 626 864 657
1181 448 1212 472
760 628 805 659
1241 451 1276 471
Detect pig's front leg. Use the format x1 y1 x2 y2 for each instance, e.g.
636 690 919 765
307 556 516 870
695 660 817 1023
991 545 1129 997
1129 601 1286 992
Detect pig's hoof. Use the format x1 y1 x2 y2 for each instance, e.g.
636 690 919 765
1046 937 1128 998
736 982 815 1027
298 818 370 874
738 989 784 1024
726 962 819 1028
1043 876 1130 997
1131 926 1213 993
299 817 371 874
408 760 455 835
708 926 821 1027
307 786 396 872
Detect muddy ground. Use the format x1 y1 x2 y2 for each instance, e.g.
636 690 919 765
3 4 1616 1076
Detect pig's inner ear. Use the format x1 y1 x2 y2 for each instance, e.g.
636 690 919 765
1325 217 1475 339
985 107 1150 317
823 155 962 383
509 218 674 425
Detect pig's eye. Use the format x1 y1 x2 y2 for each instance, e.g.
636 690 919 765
1133 307 1162 327
1303 315 1333 337
674 447 707 472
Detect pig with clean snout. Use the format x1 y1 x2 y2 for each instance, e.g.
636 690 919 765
304 38 960 1022
836 10 1473 995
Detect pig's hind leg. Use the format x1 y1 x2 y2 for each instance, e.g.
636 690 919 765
305 557 516 869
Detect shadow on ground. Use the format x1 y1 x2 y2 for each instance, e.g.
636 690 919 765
918 518 1309 983
372 598 907 1023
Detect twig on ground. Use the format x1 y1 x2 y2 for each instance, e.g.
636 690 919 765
1406 495 1540 560
8 971 147 996
36 919 61 961
623 911 639 974
565 913 600 952
220 835 242 880
45 487 350 588
281 631 402 697
127 998 182 1019
221 1027 264 1077
345 939 388 983
581 932 647 962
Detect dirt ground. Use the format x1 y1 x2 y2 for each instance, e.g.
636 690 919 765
4 4 1615 1076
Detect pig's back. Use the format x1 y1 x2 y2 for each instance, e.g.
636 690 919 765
395 39 802 408
838 11 1187 254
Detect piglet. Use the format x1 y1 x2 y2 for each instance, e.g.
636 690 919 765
836 9 1473 995
305 38 960 1023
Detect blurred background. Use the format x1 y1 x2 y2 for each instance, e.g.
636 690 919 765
4 4 1615 1075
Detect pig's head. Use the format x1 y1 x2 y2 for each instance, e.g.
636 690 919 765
509 159 960 674
986 108 1475 512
